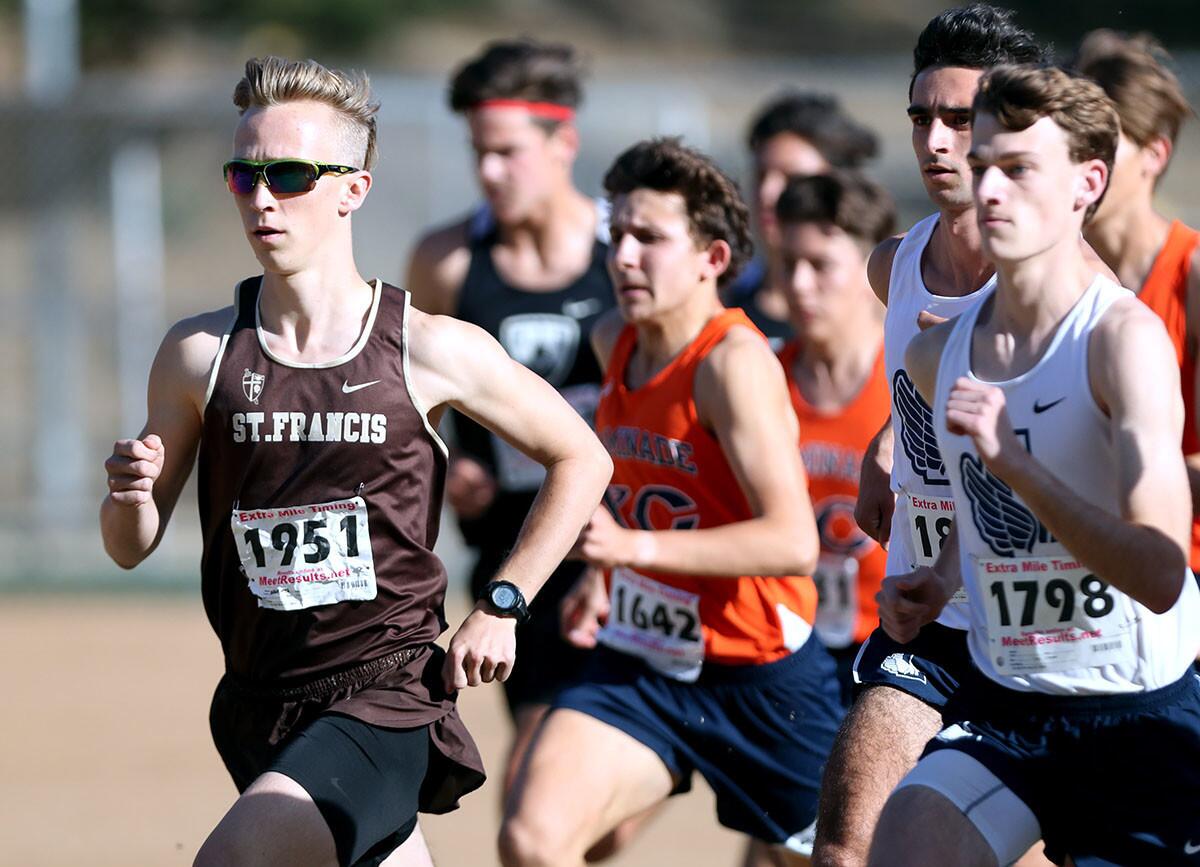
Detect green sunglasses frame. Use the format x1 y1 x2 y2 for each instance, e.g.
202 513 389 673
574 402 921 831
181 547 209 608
222 158 361 194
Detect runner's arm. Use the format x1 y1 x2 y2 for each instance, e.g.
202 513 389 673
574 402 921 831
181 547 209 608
855 414 895 545
404 220 471 316
583 326 818 577
878 524 961 643
866 234 901 306
944 300 1189 614
408 311 613 603
100 313 222 568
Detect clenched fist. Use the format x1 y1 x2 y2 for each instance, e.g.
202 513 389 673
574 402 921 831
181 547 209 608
104 435 165 506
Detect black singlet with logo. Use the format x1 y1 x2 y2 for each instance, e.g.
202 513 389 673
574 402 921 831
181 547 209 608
453 207 614 556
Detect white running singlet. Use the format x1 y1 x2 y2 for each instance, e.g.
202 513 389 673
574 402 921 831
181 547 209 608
884 214 996 630
934 276 1200 694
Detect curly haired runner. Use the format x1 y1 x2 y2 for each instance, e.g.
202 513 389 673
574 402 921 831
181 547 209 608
100 56 611 867
498 138 843 867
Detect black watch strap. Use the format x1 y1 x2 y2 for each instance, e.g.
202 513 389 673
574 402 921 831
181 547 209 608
480 580 530 624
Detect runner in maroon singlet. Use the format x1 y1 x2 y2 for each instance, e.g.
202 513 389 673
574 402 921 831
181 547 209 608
100 56 610 867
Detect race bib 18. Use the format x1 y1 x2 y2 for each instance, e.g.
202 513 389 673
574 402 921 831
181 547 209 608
597 568 705 681
231 497 377 611
978 555 1128 674
907 494 967 604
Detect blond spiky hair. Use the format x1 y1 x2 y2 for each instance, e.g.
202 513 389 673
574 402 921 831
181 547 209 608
233 56 379 170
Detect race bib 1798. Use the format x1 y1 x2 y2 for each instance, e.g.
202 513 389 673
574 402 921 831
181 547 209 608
979 555 1128 674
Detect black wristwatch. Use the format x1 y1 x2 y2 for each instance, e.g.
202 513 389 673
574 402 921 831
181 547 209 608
480 580 530 624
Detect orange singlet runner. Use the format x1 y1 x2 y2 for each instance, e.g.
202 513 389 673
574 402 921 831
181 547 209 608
1138 219 1200 569
594 308 817 676
779 339 890 651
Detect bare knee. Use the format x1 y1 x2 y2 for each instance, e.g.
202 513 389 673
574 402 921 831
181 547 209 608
498 810 580 867
583 816 642 863
813 687 943 867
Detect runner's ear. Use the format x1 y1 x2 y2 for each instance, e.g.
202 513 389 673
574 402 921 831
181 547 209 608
702 239 732 283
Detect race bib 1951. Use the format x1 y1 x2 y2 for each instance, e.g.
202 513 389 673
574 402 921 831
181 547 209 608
597 567 705 681
979 554 1128 674
814 554 858 649
231 497 377 611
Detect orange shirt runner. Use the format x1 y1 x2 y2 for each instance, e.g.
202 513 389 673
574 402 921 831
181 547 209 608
594 308 818 677
779 339 890 648
1137 220 1200 569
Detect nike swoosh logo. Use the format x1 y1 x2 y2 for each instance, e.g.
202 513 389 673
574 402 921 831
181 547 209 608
342 379 381 394
1186 841 1200 855
1033 397 1065 414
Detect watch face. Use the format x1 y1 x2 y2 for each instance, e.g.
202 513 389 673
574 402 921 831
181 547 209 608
492 585 517 609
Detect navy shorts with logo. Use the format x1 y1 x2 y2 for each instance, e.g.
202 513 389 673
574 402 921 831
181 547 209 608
551 635 844 848
852 621 971 710
923 668 1200 866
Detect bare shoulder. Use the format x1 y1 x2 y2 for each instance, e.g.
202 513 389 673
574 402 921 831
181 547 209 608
152 306 236 410
1094 293 1171 348
1092 294 1176 370
406 306 500 373
405 216 473 315
1089 294 1179 412
165 307 235 377
867 233 905 307
589 308 626 370
905 315 957 401
698 324 785 392
694 324 791 436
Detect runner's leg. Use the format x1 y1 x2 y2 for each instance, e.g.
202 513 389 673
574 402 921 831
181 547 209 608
195 771 339 867
379 824 435 867
499 708 675 867
812 686 941 867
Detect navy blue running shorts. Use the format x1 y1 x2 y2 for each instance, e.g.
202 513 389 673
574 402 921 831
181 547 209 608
916 667 1200 866
852 621 972 710
551 635 844 849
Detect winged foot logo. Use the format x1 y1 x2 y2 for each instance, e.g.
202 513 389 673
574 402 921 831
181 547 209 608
960 448 1054 557
893 369 947 485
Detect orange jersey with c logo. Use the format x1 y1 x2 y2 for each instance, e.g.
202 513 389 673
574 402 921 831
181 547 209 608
780 340 890 647
1138 220 1200 569
596 309 818 667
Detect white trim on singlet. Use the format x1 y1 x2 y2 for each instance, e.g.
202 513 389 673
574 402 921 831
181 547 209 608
254 279 383 369
401 290 450 460
202 284 242 412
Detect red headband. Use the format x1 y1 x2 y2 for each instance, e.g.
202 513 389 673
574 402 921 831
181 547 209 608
473 99 575 122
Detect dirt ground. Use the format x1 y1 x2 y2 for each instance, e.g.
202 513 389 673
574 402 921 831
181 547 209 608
1 594 747 866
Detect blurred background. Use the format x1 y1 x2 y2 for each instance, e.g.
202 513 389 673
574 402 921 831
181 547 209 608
4 0 1200 584
1 1 1199 863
